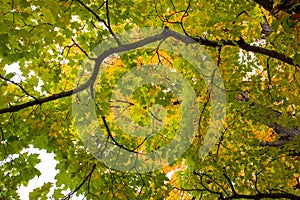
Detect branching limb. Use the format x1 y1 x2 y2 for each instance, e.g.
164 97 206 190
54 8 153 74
75 0 121 45
253 0 274 12
105 0 121 45
0 75 37 100
194 170 300 199
223 172 237 195
192 36 298 67
220 191 300 199
62 163 96 200
221 171 300 199
101 116 140 153
235 91 300 146
71 38 95 60
179 1 191 36
0 29 299 115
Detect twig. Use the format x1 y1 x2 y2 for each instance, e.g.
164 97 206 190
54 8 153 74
61 164 97 200
0 75 37 100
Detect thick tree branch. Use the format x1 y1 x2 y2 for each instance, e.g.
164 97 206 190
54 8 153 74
261 123 300 146
0 29 298 115
0 28 172 114
272 0 300 16
194 170 300 199
222 171 300 199
192 36 298 67
253 0 274 12
220 191 300 199
254 0 300 20
235 92 300 146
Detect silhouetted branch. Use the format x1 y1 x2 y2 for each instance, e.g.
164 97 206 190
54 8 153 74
75 0 121 45
0 29 299 115
253 0 274 12
235 91 300 146
62 164 96 200
194 170 300 200
0 74 37 100
192 36 298 67
220 191 300 199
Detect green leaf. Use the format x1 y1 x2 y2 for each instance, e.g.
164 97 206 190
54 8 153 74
4 72 15 80
29 182 52 199
1 0 300 199
41 8 55 24
294 54 300 65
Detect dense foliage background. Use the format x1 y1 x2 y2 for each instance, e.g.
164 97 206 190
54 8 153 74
0 0 300 199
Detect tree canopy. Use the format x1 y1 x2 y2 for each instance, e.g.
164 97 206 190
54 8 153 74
0 0 300 199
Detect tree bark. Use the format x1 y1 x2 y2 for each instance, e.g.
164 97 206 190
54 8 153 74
253 0 274 12
236 92 300 146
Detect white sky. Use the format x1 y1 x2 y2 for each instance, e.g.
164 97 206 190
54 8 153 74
17 146 58 199
2 64 84 199
0 145 84 199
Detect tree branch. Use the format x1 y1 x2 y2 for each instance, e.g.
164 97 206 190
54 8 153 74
194 170 300 199
220 191 300 199
223 172 237 195
62 164 97 200
235 92 300 146
0 75 37 100
105 0 121 45
192 36 298 67
0 29 167 114
101 116 140 154
75 0 121 45
0 29 298 115
253 0 274 12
